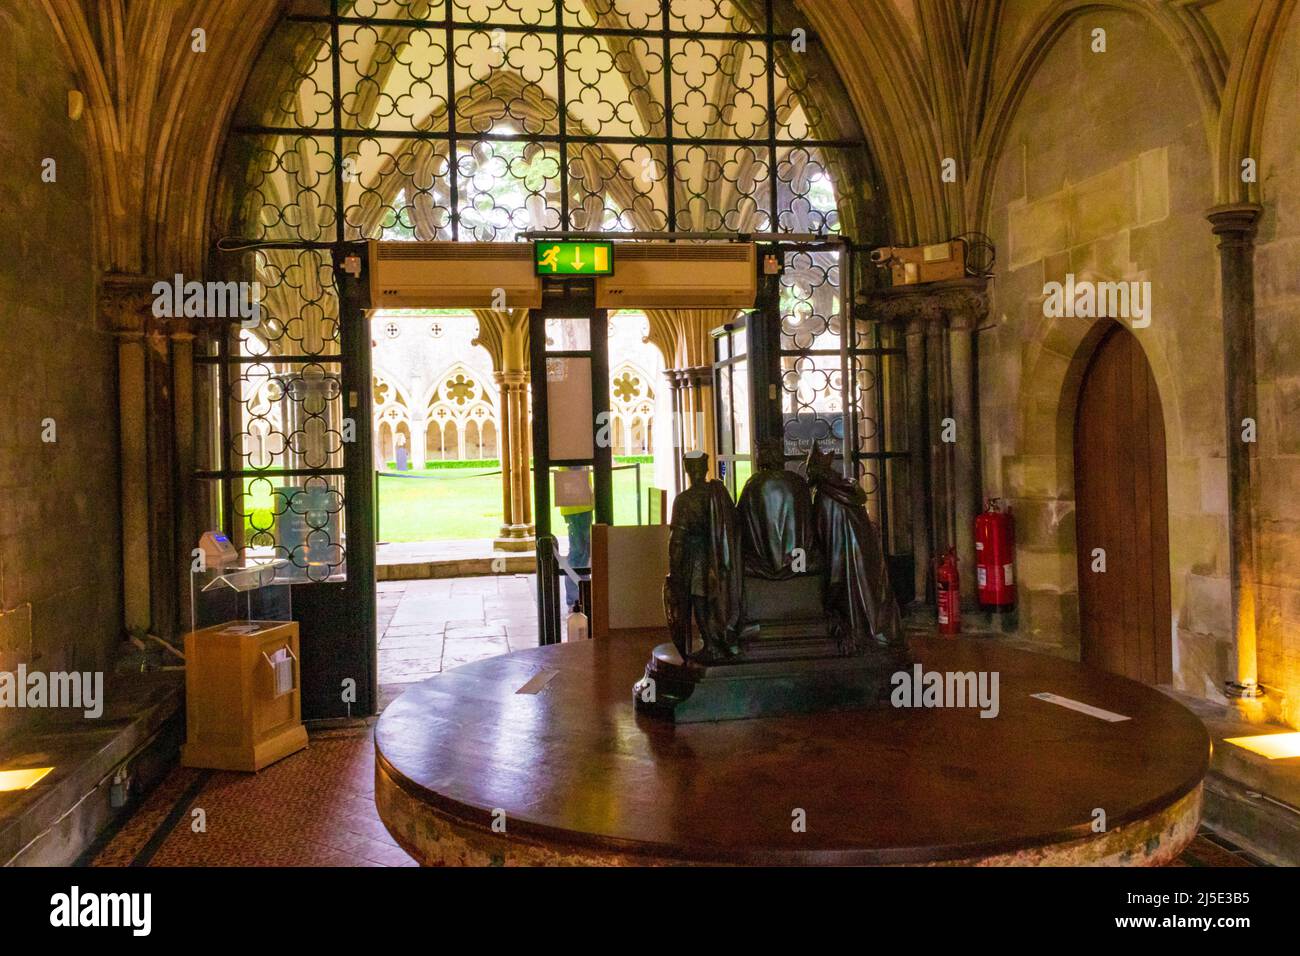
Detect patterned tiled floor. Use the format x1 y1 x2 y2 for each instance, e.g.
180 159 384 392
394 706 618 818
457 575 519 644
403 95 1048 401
1169 829 1270 867
89 574 550 867
89 726 414 866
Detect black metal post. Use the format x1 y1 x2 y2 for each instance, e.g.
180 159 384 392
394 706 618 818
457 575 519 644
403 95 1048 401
592 307 614 525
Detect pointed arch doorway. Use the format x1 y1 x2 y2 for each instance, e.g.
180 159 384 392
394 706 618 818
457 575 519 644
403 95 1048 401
1073 323 1173 684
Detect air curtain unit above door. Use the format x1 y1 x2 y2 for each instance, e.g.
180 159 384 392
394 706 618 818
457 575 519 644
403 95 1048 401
367 241 543 309
595 243 756 309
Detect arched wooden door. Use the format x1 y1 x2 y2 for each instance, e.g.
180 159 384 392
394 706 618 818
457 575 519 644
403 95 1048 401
1074 325 1173 684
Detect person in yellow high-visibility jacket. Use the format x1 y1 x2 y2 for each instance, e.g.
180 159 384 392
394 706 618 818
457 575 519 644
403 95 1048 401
558 467 594 611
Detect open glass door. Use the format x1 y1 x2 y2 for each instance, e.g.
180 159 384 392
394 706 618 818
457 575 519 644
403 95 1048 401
774 240 913 603
712 316 752 500
199 244 377 719
530 280 613 644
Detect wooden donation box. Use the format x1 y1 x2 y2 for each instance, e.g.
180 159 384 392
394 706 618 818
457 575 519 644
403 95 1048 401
182 620 308 772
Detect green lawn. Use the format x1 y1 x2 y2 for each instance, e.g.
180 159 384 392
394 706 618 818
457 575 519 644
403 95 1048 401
376 460 656 542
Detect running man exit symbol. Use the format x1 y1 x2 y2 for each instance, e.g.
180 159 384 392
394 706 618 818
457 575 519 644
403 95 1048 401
533 241 614 276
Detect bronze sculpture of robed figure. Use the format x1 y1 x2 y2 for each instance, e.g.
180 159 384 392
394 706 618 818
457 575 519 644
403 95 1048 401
638 441 908 722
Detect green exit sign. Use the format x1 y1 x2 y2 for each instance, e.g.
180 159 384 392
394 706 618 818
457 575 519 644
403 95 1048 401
534 241 615 277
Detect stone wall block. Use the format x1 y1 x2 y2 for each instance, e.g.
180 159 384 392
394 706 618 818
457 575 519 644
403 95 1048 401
1198 457 1229 516
1020 587 1080 640
1017 545 1077 592
1004 495 1075 552
1168 512 1229 578
1258 518 1300 589
1256 305 1300 378
1008 194 1071 269
1255 237 1300 302
1271 378 1300 455
1072 161 1137 247
1136 147 1171 226
1181 571 1232 637
1173 626 1231 699
1003 454 1070 499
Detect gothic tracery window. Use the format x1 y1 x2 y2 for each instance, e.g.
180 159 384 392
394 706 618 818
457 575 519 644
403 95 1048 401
228 0 868 249
211 0 879 572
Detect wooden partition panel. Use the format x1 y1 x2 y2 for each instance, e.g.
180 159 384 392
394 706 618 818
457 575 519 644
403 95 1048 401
591 524 670 638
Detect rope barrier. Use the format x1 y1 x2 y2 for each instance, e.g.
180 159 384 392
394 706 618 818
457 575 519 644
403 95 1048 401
377 469 500 480
376 463 645 481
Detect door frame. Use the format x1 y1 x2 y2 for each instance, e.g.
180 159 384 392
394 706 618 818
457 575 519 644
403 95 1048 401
530 279 613 644
200 242 377 720
710 313 751 499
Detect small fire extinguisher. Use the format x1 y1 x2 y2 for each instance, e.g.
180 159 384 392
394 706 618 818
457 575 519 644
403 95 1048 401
935 548 961 635
975 498 1017 610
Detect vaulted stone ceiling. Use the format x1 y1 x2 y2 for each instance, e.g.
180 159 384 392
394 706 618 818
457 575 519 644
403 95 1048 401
797 0 1294 244
39 0 280 275
38 0 1298 276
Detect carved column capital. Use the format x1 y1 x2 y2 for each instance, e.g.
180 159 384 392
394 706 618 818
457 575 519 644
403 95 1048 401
944 290 987 332
98 273 199 340
98 274 156 338
494 369 529 388
681 365 713 389
1206 202 1263 245
861 277 989 331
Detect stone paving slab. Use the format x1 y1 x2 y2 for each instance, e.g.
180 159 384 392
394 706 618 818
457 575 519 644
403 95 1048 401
376 574 559 688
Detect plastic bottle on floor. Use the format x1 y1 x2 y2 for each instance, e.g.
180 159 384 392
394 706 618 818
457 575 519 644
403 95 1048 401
566 610 589 642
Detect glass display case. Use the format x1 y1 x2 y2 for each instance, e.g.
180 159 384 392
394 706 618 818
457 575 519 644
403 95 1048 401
189 558 293 634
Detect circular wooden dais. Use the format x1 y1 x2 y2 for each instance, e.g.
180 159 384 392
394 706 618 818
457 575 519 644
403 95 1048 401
375 634 1208 865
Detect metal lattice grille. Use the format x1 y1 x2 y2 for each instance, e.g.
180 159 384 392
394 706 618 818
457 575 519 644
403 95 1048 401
225 0 868 243
777 244 907 548
202 247 350 582
202 0 883 580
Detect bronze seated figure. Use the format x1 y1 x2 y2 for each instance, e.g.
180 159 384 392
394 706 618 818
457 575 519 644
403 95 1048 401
734 438 829 659
636 440 908 722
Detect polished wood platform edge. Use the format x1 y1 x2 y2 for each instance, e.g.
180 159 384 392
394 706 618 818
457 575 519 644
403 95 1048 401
376 759 1202 867
374 633 1210 866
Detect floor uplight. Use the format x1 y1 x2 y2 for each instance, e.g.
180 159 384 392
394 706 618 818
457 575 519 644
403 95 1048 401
1224 732 1300 760
0 767 54 792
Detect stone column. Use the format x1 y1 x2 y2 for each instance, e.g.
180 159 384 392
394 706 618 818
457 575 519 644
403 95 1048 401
518 378 533 532
684 365 716 474
172 330 196 635
1207 203 1265 699
476 310 533 550
903 316 931 602
665 368 686 492
494 370 534 550
949 307 981 606
101 274 187 640
115 332 152 634
661 366 714 486
926 314 953 563
409 410 427 467
494 370 515 532
867 279 990 609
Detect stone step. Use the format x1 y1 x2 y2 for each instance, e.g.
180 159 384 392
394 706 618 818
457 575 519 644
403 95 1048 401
0 671 184 866
1203 771 1300 866
377 553 536 581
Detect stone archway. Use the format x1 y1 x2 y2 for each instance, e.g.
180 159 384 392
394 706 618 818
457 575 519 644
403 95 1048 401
1006 304 1184 659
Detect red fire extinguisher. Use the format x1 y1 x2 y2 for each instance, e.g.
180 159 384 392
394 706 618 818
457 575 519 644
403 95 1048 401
975 498 1017 610
935 548 961 635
